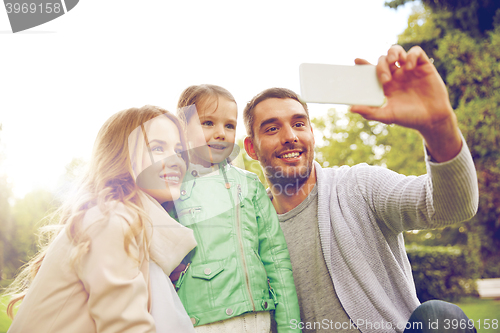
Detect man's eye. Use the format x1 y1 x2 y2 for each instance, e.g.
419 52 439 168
294 122 305 128
202 121 213 126
266 126 278 133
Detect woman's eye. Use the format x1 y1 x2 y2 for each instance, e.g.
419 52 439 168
151 146 164 152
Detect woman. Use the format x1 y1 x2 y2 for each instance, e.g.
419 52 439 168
6 106 197 332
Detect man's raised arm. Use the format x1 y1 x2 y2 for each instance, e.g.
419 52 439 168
351 45 462 163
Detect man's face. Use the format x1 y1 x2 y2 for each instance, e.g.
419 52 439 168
244 98 315 187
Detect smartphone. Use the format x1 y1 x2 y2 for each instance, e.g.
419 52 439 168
299 63 385 106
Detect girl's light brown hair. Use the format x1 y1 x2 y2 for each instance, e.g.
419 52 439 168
177 84 236 125
5 105 188 318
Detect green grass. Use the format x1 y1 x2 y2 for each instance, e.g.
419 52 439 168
454 297 500 332
0 295 12 333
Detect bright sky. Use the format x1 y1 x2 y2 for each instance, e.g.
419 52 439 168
0 0 414 198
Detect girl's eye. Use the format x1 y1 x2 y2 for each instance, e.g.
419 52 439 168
202 121 213 126
225 124 235 130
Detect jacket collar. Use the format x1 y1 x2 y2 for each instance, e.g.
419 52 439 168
140 193 197 275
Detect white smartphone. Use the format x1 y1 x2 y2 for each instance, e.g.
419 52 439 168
299 63 385 106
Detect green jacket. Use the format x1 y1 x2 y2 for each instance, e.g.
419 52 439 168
173 161 301 332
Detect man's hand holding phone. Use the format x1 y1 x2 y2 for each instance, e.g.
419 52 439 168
300 45 462 163
351 45 462 162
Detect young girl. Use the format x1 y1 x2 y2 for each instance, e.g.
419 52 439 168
6 106 197 333
174 85 301 333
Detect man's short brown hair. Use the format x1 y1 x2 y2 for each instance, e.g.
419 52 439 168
243 88 309 138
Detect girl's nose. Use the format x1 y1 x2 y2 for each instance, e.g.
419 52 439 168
213 125 226 141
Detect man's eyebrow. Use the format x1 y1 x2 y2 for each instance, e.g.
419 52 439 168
258 113 308 131
259 117 280 131
292 114 308 121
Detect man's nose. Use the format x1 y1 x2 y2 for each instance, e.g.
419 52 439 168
281 125 298 144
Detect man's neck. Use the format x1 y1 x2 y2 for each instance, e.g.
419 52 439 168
269 165 317 214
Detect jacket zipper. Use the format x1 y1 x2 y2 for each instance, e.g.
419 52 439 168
236 184 255 311
222 166 255 311
178 207 202 218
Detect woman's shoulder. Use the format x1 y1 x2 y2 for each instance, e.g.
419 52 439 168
82 201 138 232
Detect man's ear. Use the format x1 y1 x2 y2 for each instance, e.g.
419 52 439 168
244 136 258 160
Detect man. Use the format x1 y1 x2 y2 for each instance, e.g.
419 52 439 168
243 45 479 333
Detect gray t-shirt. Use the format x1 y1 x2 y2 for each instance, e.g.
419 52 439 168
277 185 360 333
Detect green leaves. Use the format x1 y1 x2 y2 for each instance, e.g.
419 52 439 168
311 108 426 176
407 244 480 302
392 0 500 278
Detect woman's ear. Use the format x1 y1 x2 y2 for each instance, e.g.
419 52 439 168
244 137 258 161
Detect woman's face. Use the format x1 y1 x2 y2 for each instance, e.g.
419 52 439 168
135 116 186 204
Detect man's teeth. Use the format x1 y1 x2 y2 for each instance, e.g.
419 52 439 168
280 152 300 159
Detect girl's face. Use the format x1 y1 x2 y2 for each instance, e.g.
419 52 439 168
136 116 186 204
186 97 238 166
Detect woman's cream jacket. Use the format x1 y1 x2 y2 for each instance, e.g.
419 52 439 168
8 194 196 333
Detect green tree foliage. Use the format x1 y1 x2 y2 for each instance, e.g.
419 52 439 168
386 0 500 38
311 108 426 176
407 245 480 302
0 159 72 281
312 108 388 168
0 176 13 283
4 190 58 278
385 0 500 277
0 124 13 283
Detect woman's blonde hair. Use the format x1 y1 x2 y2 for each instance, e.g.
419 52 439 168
5 105 188 318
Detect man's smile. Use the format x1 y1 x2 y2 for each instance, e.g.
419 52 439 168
278 151 302 159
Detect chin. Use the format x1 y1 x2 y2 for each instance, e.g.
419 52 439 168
143 189 178 204
211 156 229 164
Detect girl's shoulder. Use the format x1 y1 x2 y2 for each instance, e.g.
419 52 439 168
228 165 260 182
